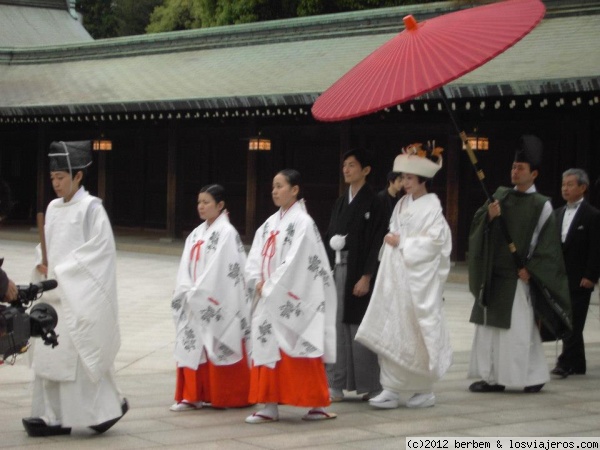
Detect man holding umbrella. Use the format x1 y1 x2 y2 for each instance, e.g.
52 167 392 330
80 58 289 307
467 135 570 393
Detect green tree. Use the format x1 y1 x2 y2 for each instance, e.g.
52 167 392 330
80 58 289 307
78 0 164 38
146 0 451 34
81 0 471 37
77 0 119 39
146 0 202 32
115 0 164 36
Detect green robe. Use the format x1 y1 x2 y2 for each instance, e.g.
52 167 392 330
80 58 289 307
468 187 571 336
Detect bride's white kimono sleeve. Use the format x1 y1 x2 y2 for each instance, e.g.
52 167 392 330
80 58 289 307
357 193 452 380
172 213 250 369
245 202 336 368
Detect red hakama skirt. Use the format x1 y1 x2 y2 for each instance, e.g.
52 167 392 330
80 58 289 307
248 351 330 407
174 349 251 408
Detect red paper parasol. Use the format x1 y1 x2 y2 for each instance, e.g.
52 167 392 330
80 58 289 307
312 0 571 340
312 0 545 121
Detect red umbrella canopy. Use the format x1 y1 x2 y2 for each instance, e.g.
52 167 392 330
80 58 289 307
312 0 545 122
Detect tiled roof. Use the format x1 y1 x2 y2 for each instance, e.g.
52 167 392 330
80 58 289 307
0 1 598 117
0 2 91 48
0 0 68 9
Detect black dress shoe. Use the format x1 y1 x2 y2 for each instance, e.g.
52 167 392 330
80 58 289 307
551 366 572 378
469 380 506 393
22 417 71 437
523 383 544 393
90 398 129 434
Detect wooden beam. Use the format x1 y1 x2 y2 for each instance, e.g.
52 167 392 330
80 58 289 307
245 149 257 240
446 136 460 262
166 120 177 240
36 124 46 213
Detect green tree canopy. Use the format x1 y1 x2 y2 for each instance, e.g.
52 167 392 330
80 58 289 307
77 0 119 39
78 0 163 38
146 0 438 34
77 0 463 38
116 0 164 36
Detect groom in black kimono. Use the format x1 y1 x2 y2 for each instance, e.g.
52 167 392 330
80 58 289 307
325 149 386 401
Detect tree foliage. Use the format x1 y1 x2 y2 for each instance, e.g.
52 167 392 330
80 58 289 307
77 0 163 38
77 0 450 38
115 0 164 36
146 0 438 34
77 0 119 39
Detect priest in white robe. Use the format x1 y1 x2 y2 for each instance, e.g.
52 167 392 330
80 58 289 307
24 141 126 437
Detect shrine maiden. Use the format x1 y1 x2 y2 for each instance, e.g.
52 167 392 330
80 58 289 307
171 184 251 410
244 169 337 423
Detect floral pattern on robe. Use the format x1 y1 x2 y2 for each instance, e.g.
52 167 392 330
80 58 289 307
172 212 250 368
245 201 336 368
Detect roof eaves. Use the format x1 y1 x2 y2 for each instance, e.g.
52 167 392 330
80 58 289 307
0 94 320 117
1 76 598 118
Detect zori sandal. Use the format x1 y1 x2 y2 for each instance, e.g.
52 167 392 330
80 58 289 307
301 409 338 421
245 412 279 424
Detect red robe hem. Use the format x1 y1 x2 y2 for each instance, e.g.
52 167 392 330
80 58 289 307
248 351 330 407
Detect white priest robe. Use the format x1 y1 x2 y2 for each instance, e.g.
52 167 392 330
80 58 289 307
30 187 122 428
245 201 336 368
356 193 453 392
172 211 250 368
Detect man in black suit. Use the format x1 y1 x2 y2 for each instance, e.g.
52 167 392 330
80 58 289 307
552 168 600 378
377 171 402 227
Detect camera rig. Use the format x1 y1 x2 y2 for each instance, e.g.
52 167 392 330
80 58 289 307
0 280 59 364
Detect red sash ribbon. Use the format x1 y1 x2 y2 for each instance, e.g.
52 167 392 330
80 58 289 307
261 231 279 281
190 239 205 281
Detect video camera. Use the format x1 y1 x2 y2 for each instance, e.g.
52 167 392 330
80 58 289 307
0 280 59 363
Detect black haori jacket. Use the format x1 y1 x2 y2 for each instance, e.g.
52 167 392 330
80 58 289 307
326 184 386 324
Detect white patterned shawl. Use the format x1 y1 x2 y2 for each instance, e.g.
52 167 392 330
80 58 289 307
172 212 250 368
245 201 336 368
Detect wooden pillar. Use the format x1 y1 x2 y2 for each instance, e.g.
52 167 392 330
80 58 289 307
36 125 47 214
445 135 460 262
575 117 590 169
165 120 178 240
245 148 257 240
339 122 351 195
97 151 107 202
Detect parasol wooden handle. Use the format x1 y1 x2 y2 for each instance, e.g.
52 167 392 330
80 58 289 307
36 212 48 268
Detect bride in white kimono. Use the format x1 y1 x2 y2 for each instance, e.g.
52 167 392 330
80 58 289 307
171 184 251 410
356 144 453 409
244 169 337 424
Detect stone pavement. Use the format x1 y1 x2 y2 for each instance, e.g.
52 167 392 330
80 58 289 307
1 230 599 449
